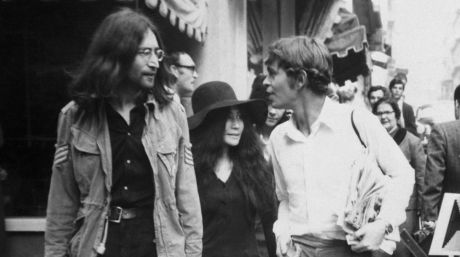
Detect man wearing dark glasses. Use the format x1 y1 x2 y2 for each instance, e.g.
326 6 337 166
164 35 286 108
165 51 198 116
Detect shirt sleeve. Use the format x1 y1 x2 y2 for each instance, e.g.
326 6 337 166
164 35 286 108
268 132 290 238
355 109 414 227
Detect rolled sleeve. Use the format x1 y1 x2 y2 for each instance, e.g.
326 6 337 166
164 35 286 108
357 110 414 227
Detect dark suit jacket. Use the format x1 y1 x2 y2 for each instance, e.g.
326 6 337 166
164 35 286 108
422 120 460 221
402 102 417 136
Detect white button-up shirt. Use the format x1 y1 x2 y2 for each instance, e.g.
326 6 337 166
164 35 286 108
268 98 414 241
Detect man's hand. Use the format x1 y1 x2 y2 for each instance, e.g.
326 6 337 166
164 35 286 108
350 219 386 252
276 233 291 257
53 144 69 166
413 220 436 243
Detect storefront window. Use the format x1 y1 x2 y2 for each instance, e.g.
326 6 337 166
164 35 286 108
0 1 137 219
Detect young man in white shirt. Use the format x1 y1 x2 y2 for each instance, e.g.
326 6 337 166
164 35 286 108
264 36 414 257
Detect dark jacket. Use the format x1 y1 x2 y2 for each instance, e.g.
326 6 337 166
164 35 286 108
422 120 460 221
45 98 202 257
402 102 417 136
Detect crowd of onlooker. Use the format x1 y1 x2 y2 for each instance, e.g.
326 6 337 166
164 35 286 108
0 7 458 257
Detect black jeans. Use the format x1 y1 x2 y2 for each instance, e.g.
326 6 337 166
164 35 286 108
103 217 157 257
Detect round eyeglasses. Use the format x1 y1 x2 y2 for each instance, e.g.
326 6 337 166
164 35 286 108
137 48 165 62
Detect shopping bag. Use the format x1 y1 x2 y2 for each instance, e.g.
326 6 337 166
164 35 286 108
337 111 389 237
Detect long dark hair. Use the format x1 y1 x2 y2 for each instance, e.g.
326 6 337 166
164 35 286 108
68 8 170 115
190 106 276 215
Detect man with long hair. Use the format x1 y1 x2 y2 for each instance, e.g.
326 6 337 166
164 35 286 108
45 8 202 257
264 36 414 257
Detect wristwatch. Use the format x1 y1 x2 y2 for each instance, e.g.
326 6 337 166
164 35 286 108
376 218 393 235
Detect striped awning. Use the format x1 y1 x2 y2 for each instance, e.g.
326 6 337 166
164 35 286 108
146 0 208 42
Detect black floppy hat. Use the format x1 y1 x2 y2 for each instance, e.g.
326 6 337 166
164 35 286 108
188 81 267 130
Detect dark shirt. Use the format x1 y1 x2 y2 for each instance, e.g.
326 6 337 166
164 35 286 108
106 103 154 208
200 171 259 257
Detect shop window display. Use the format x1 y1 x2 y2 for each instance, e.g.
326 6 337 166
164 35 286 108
0 1 136 219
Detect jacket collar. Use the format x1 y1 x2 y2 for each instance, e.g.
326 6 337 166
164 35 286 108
145 94 160 120
392 126 407 145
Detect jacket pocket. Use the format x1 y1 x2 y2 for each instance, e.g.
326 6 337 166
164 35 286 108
71 127 100 154
71 127 101 191
158 150 177 177
157 148 178 207
158 147 177 182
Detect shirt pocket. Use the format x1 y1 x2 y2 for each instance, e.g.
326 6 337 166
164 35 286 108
71 127 101 191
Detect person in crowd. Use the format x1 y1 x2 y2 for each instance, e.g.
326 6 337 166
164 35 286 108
249 74 288 256
389 78 417 135
45 8 202 257
264 36 414 257
419 83 460 253
164 51 198 116
367 86 389 108
188 81 277 257
249 74 289 159
372 98 425 257
454 83 460 120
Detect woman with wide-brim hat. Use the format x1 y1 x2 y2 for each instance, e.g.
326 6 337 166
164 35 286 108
188 81 277 257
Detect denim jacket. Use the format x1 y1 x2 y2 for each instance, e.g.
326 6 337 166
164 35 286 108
45 98 202 257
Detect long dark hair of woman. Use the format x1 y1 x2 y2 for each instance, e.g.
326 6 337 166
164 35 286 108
190 107 276 215
68 8 170 117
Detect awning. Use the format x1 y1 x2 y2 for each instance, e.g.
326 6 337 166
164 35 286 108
146 0 208 42
327 25 367 58
353 0 383 51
